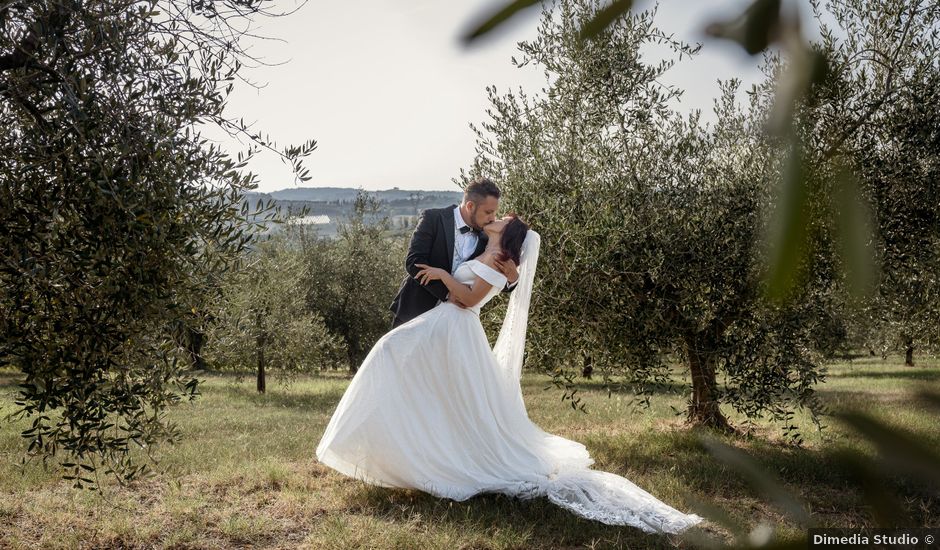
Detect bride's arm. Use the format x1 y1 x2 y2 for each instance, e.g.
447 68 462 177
414 264 493 307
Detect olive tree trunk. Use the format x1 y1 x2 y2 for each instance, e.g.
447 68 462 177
684 333 732 431
255 311 267 393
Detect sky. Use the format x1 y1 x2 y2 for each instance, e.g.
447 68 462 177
206 0 822 194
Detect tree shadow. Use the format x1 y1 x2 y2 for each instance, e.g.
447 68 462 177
0 369 23 389
339 482 689 549
523 377 690 397
819 388 940 407
331 428 791 548
210 383 347 414
827 369 940 382
0 370 350 416
585 426 938 529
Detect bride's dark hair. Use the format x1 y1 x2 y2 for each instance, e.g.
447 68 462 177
498 214 529 266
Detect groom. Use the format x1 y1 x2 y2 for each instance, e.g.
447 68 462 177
389 178 519 328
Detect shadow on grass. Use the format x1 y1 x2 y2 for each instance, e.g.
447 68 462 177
523 377 690 397
0 369 23 389
587 425 938 529
343 483 684 549
332 429 728 548
828 369 940 382
332 424 938 546
0 368 350 415
210 383 347 414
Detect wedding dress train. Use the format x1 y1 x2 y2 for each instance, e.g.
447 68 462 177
316 245 704 535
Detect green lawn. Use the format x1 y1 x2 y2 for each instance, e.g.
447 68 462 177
1 354 938 549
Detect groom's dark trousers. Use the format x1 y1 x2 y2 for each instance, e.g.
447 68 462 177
389 205 486 329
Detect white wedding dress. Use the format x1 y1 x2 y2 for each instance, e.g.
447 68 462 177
315 236 704 535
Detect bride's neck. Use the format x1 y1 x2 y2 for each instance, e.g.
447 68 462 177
484 241 501 253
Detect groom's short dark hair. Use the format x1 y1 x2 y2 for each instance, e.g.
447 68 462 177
464 177 500 203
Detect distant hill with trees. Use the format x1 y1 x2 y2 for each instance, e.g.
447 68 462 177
242 187 463 237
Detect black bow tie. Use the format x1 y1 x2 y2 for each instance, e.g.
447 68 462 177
459 225 481 235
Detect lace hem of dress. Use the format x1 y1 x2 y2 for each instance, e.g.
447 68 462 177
544 469 704 534
420 468 703 535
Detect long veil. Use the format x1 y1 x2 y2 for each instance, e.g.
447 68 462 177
493 229 539 382
489 228 704 534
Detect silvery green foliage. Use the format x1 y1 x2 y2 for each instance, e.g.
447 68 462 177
299 192 409 372
203 233 344 388
0 0 313 487
808 0 940 364
469 0 939 434
464 0 833 435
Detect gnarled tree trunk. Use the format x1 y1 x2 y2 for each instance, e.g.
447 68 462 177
684 332 732 432
186 326 206 371
582 354 593 379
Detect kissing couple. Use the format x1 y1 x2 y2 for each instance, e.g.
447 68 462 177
316 178 704 534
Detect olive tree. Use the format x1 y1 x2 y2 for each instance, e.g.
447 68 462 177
812 0 940 366
463 0 928 434
300 192 408 372
0 0 315 486
203 233 343 392
462 0 938 436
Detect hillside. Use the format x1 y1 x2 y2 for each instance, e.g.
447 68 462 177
262 186 461 203
241 186 463 237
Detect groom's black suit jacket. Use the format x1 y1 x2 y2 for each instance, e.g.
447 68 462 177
389 205 503 328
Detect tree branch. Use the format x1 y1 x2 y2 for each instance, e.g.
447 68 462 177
0 26 40 72
819 1 919 161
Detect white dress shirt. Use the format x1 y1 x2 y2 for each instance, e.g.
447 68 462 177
453 205 479 274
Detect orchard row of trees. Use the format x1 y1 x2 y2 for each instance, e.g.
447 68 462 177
201 194 406 389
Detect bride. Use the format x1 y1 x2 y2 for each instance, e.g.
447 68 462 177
315 214 704 534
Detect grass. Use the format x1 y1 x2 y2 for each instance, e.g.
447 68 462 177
1 354 938 549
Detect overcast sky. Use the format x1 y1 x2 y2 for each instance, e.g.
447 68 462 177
207 0 822 193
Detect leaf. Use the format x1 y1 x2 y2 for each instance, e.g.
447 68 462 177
833 411 940 488
763 134 812 304
765 48 829 137
462 0 542 44
830 448 912 527
578 0 634 41
830 161 877 301
704 0 782 55
699 435 812 526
